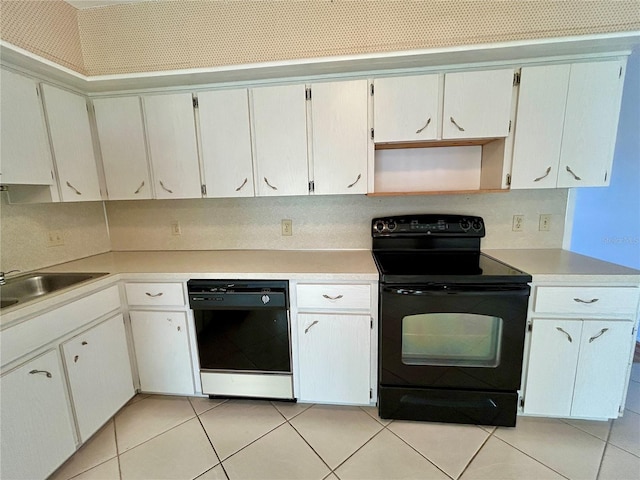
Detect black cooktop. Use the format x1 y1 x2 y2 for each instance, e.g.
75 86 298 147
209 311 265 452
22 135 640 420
371 214 531 285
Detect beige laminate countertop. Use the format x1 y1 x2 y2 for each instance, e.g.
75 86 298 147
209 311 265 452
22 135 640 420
41 250 379 280
486 248 640 283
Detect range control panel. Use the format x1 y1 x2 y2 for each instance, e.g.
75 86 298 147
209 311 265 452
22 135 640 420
372 214 485 237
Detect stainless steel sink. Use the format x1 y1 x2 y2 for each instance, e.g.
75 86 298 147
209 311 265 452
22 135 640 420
0 272 108 309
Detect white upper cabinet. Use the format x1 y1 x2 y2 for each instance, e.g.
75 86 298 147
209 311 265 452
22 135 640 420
41 84 102 201
143 93 202 199
557 60 625 188
442 69 514 139
197 89 255 198
0 69 54 185
311 80 369 195
510 65 570 189
373 74 440 143
93 96 152 200
251 84 309 196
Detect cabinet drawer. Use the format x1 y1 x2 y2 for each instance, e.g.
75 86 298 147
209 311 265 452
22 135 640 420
125 283 185 306
296 284 370 311
534 286 639 315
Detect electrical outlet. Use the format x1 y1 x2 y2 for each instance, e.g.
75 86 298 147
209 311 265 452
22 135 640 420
512 215 524 232
281 219 292 236
171 222 182 235
47 229 65 247
539 214 551 231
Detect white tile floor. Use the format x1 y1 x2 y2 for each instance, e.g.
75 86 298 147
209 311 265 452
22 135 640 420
50 364 640 480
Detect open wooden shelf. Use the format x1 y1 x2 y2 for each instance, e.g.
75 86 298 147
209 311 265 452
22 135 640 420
367 188 509 197
374 138 498 150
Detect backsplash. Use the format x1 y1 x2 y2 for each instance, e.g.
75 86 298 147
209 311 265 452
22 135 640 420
105 189 568 251
0 193 110 273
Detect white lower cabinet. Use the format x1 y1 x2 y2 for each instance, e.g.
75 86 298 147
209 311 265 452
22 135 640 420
129 310 194 395
62 314 135 442
0 349 76 480
524 318 634 418
297 313 371 404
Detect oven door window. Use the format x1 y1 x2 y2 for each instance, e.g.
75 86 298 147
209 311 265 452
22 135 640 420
402 313 503 367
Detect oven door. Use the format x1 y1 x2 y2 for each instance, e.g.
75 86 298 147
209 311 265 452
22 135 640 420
379 283 530 391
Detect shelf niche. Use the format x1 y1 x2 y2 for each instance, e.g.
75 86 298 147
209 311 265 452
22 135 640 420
371 138 508 196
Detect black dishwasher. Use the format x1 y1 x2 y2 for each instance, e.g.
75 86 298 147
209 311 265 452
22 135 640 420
187 279 294 400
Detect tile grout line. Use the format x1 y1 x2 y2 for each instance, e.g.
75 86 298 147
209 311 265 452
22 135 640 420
595 418 617 480
455 427 497 480
113 418 123 480
286 415 336 474
328 426 388 476
190 405 229 480
490 434 571 479
383 423 455 480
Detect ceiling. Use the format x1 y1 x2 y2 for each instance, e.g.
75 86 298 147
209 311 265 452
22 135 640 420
64 0 152 9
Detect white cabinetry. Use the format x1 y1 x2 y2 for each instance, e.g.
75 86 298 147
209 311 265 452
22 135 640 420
93 96 152 200
198 89 255 197
522 284 639 419
511 60 625 189
130 311 194 395
143 93 202 199
0 68 54 186
0 349 76 480
126 282 195 395
41 83 102 201
251 84 309 196
62 314 134 442
310 80 369 195
442 69 514 139
373 74 440 143
294 282 376 405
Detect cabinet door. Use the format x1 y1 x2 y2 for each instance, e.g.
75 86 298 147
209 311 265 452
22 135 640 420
297 313 370 404
572 320 633 418
442 69 513 139
198 89 255 197
93 96 152 200
1 350 76 480
373 74 440 142
558 60 625 187
143 93 202 199
523 319 582 416
251 84 309 196
130 311 194 395
62 314 134 442
510 65 570 189
41 83 102 201
311 80 369 195
0 69 54 185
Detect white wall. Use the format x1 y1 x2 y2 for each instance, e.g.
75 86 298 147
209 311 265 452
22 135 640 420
105 189 568 251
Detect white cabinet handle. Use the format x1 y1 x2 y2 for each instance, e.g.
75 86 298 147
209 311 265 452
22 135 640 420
322 294 343 300
574 297 599 304
565 166 582 181
145 292 164 298
588 328 609 343
556 327 573 343
534 167 552 182
304 320 319 334
66 181 82 195
29 369 52 378
347 174 361 189
235 178 248 191
159 180 173 193
449 117 465 132
415 117 431 134
263 177 278 190
134 180 145 194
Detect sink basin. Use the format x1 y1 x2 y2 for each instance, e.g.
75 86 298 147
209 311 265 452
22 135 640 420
0 272 108 309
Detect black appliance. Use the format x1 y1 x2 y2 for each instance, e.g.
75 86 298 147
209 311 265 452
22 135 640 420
187 279 294 400
372 214 532 426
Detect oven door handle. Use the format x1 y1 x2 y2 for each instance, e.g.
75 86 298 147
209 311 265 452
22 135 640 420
382 285 530 296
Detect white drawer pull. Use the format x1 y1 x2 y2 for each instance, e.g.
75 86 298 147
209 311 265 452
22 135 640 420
573 297 599 304
588 328 609 343
322 294 343 300
556 327 573 343
145 292 164 298
304 320 319 334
